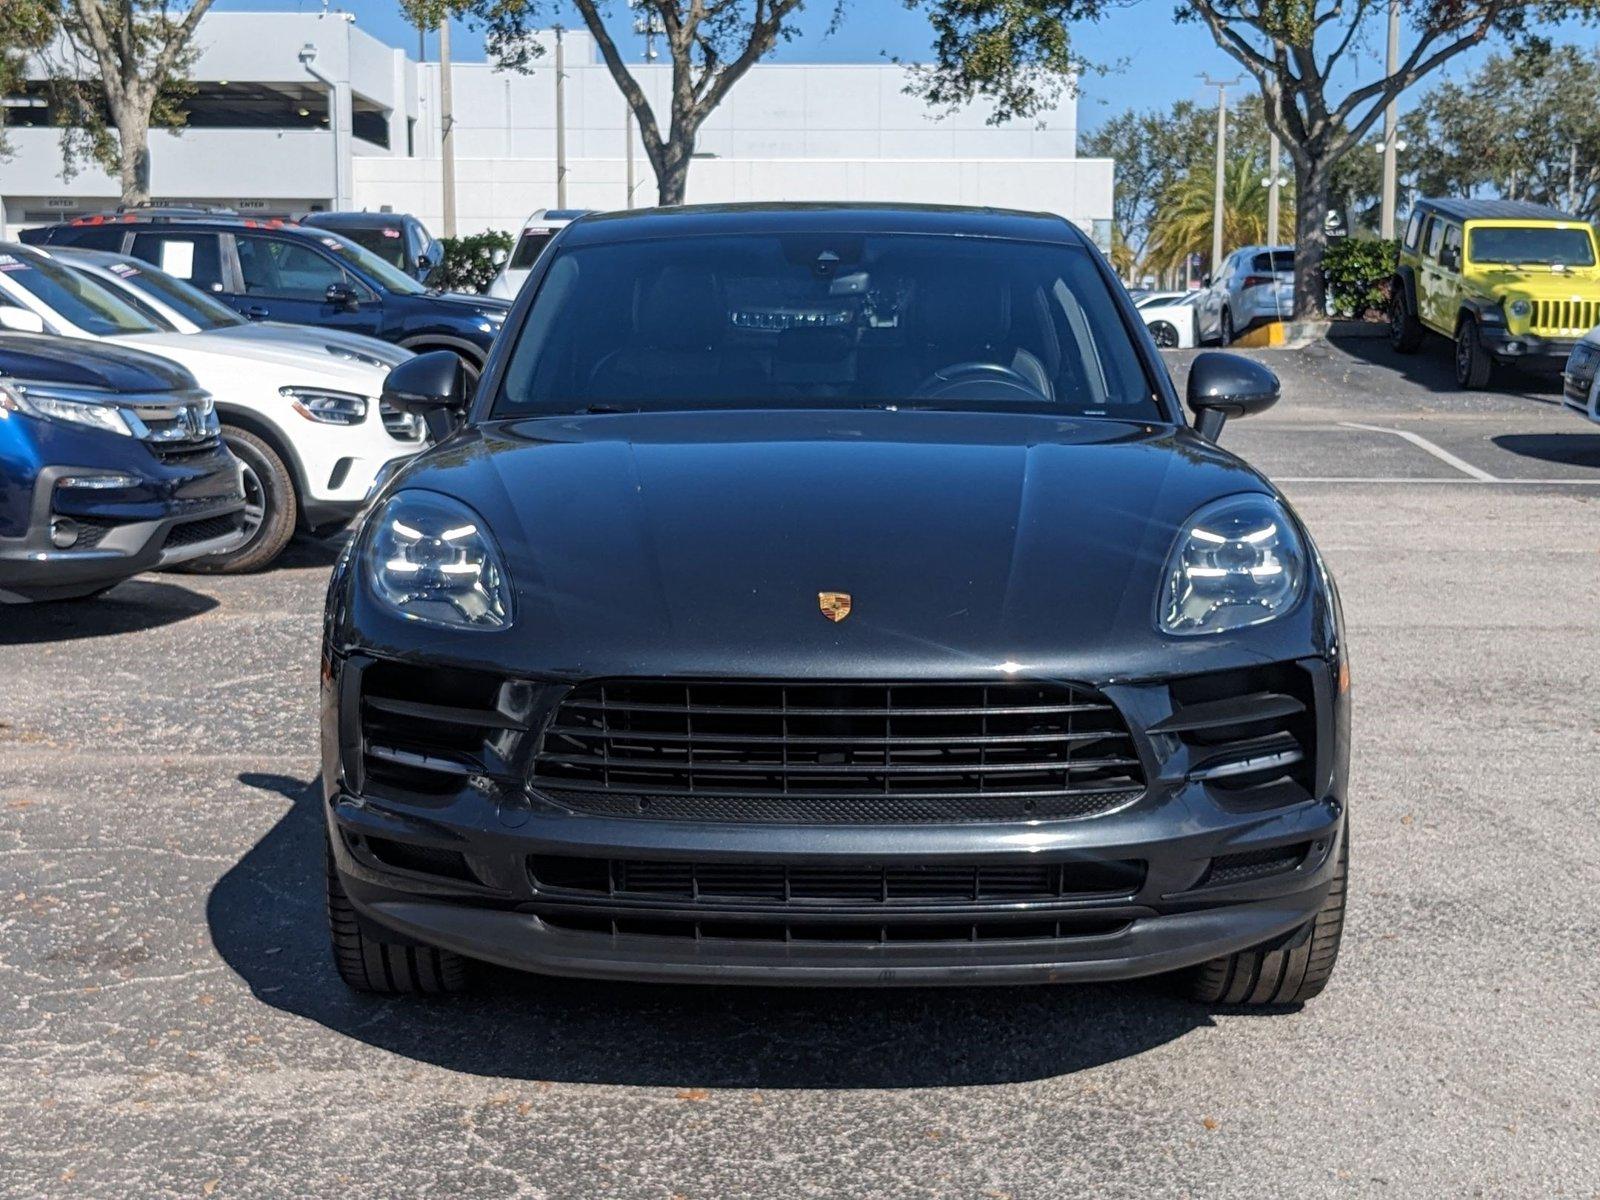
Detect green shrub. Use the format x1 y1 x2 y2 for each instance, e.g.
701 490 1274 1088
431 230 515 294
1322 237 1399 319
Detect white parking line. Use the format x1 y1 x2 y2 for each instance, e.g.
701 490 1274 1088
1337 422 1500 482
1275 476 1600 484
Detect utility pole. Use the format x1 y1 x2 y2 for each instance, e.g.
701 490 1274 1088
440 18 457 236
554 25 568 209
1200 74 1240 281
1379 0 1401 239
1264 131 1286 248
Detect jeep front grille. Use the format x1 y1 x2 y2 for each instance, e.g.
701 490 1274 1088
1531 299 1599 335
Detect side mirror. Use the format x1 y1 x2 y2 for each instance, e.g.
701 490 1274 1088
415 254 433 271
382 350 468 441
325 281 360 312
1200 275 1212 288
1186 351 1279 441
491 248 509 267
0 307 47 335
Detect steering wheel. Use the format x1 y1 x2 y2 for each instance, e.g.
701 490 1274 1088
910 361 1048 403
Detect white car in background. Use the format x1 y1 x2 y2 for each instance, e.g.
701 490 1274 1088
1560 327 1600 425
485 208 592 301
1135 290 1202 348
0 244 426 572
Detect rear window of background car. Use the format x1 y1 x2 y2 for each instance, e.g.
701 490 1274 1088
1250 251 1294 274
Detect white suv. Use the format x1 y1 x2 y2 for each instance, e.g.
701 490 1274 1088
0 244 425 571
485 209 591 301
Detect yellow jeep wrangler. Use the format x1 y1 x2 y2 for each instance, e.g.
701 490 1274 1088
1389 198 1600 387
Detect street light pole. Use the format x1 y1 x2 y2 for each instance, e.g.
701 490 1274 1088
1380 0 1401 239
554 25 568 209
1200 74 1240 281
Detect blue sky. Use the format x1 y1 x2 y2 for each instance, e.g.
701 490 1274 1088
217 0 1597 131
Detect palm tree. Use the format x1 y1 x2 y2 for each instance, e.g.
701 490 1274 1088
1143 153 1294 281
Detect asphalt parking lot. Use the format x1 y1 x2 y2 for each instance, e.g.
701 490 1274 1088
3 334 1598 1199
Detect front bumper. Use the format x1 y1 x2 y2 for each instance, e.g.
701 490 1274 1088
0 452 246 601
322 651 1350 987
1478 325 1580 364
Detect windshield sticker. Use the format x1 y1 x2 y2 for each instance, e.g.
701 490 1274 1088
382 228 400 238
110 264 140 278
0 255 28 273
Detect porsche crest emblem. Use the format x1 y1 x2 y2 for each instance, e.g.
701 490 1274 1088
818 591 853 622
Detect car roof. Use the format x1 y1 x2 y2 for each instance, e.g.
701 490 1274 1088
302 211 415 228
1414 197 1579 223
559 202 1088 247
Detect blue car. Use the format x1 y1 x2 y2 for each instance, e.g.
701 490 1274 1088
0 324 246 602
22 213 510 383
300 211 444 284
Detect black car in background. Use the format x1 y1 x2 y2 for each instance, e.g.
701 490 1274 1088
0 326 246 602
300 211 443 284
22 215 508 382
323 204 1351 1006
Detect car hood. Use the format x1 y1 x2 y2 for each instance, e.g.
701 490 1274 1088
0 332 199 394
110 332 391 395
210 323 413 369
364 410 1282 679
424 290 511 316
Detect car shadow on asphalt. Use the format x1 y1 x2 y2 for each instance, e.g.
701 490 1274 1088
1327 335 1566 400
212 773 1226 1088
0 579 218 644
1492 431 1600 468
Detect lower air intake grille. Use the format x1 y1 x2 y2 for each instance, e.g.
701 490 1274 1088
530 679 1145 824
529 856 1147 901
1201 843 1309 887
163 512 242 549
537 913 1131 945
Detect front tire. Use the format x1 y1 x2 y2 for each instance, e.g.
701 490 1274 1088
176 426 296 574
1149 320 1180 349
1454 318 1494 389
1183 832 1348 1007
326 842 470 995
1218 306 1235 346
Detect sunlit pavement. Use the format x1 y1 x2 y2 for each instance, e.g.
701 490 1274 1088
3 335 1597 1198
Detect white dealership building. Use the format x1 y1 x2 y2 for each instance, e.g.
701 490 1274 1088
1 10 1113 245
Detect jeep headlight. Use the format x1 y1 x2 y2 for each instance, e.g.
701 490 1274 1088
1508 298 1532 319
1159 495 1307 636
366 491 511 629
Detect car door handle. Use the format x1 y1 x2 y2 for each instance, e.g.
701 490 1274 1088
244 306 269 320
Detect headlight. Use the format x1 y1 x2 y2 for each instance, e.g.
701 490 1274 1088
366 491 511 629
1508 298 1532 319
282 386 369 425
1159 494 1307 636
0 381 135 436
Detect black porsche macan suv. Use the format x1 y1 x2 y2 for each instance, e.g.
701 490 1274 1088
321 204 1350 1005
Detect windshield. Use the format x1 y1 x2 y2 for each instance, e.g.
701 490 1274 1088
100 260 244 330
495 233 1160 419
305 229 428 294
0 250 163 336
1469 225 1597 267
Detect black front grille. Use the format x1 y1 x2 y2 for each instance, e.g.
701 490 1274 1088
358 660 525 795
529 855 1147 901
379 400 425 442
150 435 222 462
530 679 1145 824
163 512 242 549
537 912 1131 945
